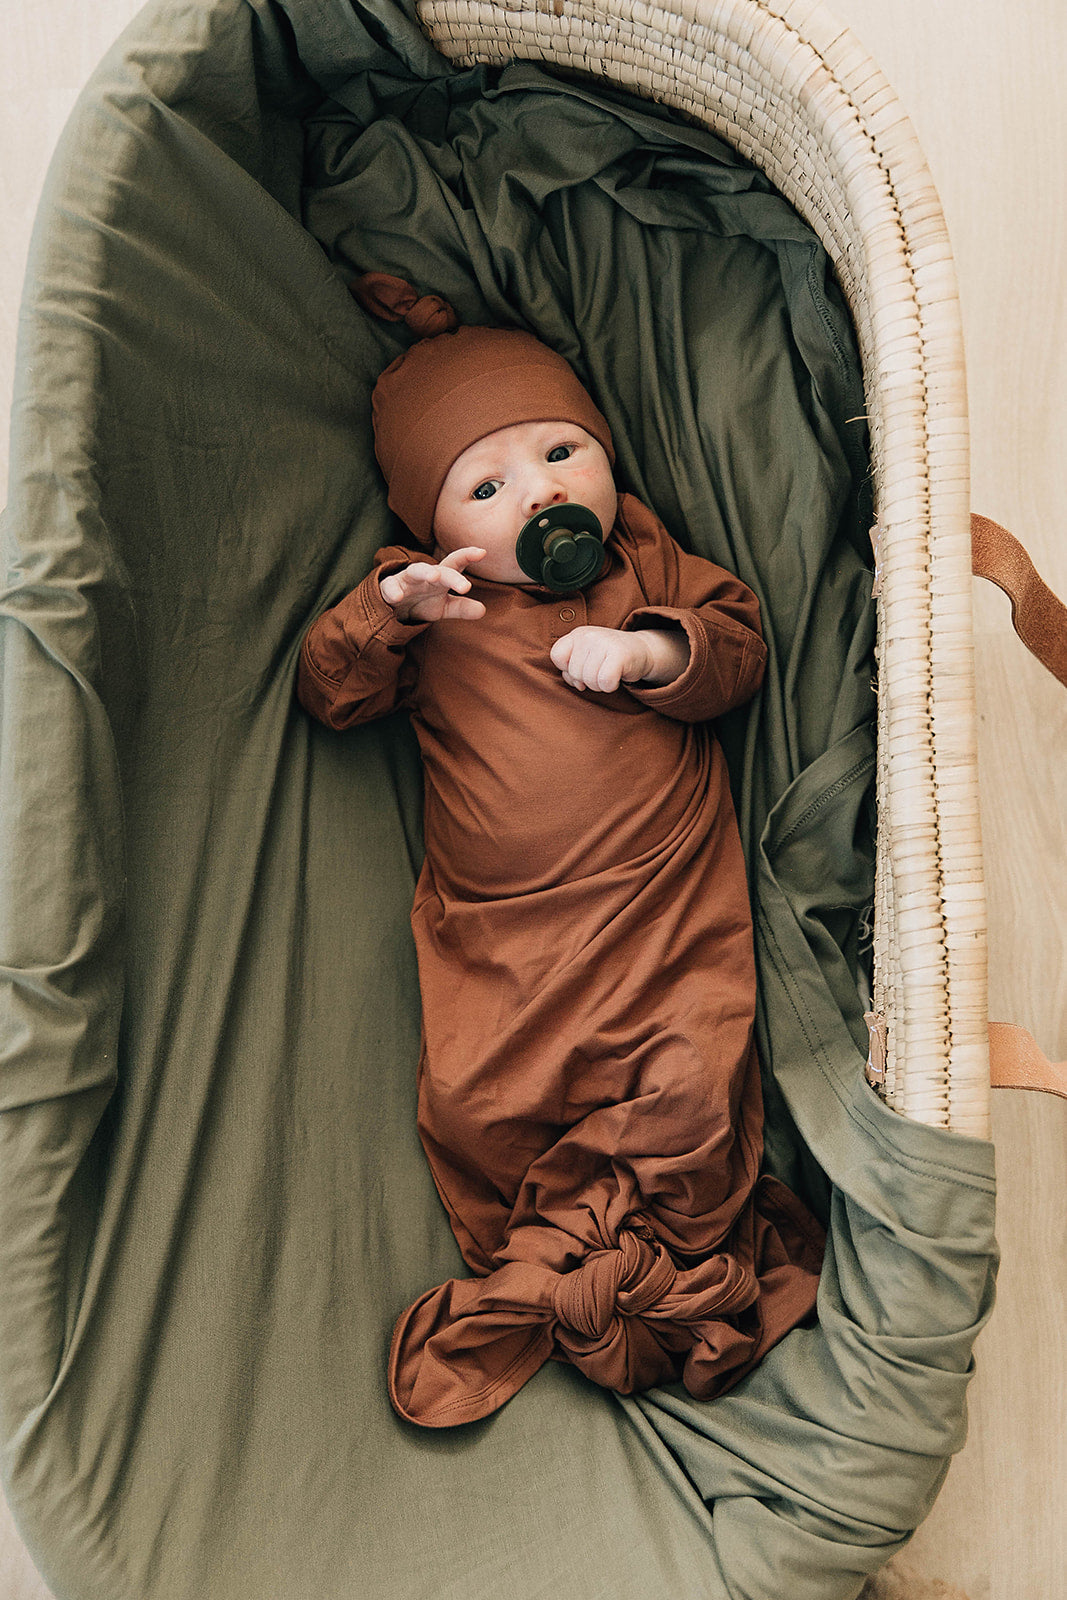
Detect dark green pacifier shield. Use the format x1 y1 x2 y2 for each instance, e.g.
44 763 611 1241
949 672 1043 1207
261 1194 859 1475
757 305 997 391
515 503 605 592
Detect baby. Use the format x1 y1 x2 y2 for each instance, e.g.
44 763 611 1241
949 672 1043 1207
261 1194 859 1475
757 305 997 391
298 275 824 1428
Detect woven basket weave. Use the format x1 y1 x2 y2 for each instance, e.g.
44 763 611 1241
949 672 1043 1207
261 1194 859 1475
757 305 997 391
415 0 989 1138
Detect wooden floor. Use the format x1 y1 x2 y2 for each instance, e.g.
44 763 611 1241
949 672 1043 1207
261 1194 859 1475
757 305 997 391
2 3 1064 1598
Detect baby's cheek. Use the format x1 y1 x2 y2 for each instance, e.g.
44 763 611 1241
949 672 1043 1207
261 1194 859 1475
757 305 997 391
570 461 616 516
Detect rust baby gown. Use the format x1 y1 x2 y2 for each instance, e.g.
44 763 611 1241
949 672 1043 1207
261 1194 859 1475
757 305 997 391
298 491 825 1427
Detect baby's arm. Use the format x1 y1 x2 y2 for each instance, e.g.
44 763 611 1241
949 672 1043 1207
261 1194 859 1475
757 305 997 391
550 626 688 693
297 545 443 730
604 495 768 721
298 546 489 729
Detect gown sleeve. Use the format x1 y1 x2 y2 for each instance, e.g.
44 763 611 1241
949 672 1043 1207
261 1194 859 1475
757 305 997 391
296 546 429 729
616 495 768 723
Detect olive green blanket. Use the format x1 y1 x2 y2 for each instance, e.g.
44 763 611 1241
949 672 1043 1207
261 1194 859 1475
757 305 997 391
0 2 996 1596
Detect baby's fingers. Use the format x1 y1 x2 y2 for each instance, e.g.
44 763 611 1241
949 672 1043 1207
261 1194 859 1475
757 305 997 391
549 635 575 673
551 631 596 691
438 546 486 577
389 561 446 599
590 648 623 693
440 595 486 621
417 561 472 597
552 629 626 692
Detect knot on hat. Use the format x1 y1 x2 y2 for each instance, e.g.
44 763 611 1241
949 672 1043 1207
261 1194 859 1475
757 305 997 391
350 271 459 337
552 1224 677 1343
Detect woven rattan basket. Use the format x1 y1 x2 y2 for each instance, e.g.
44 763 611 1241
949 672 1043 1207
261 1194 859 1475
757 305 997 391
416 0 988 1137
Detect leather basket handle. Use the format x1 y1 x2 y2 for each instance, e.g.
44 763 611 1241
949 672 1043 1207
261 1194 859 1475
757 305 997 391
971 513 1067 689
989 1024 1067 1102
972 513 1067 1100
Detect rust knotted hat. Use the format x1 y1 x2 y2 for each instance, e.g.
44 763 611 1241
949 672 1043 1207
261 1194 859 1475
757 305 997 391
351 273 615 546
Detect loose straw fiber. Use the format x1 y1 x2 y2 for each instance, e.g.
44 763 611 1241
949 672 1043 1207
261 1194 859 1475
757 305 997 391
415 0 989 1138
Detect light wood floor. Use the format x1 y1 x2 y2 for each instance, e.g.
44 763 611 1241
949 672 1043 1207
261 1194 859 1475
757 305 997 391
2 4 1064 1598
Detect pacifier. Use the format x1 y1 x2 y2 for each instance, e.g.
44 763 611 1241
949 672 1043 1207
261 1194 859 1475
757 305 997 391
514 503 606 592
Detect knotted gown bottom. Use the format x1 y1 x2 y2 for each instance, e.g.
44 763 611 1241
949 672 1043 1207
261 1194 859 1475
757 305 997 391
388 719 825 1428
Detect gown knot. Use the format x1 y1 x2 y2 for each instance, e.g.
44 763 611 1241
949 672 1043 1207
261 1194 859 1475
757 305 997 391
552 1224 677 1343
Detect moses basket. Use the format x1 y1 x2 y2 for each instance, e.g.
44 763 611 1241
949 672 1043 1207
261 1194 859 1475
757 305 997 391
11 2 1067 1598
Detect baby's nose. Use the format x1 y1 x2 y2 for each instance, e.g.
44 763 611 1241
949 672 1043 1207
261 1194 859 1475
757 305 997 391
524 472 568 517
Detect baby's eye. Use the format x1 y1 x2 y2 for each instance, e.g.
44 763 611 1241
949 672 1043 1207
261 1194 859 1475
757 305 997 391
471 480 499 500
547 445 574 463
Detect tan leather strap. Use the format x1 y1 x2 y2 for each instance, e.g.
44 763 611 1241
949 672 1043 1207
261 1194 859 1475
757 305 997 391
989 1023 1067 1101
866 519 1064 1102
971 516 1066 1101
971 512 1067 688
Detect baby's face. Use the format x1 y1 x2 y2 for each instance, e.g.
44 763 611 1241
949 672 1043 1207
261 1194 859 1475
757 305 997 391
432 420 617 583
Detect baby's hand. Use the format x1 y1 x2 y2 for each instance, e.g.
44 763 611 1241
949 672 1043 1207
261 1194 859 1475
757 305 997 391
379 548 487 624
550 626 690 692
550 626 655 693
